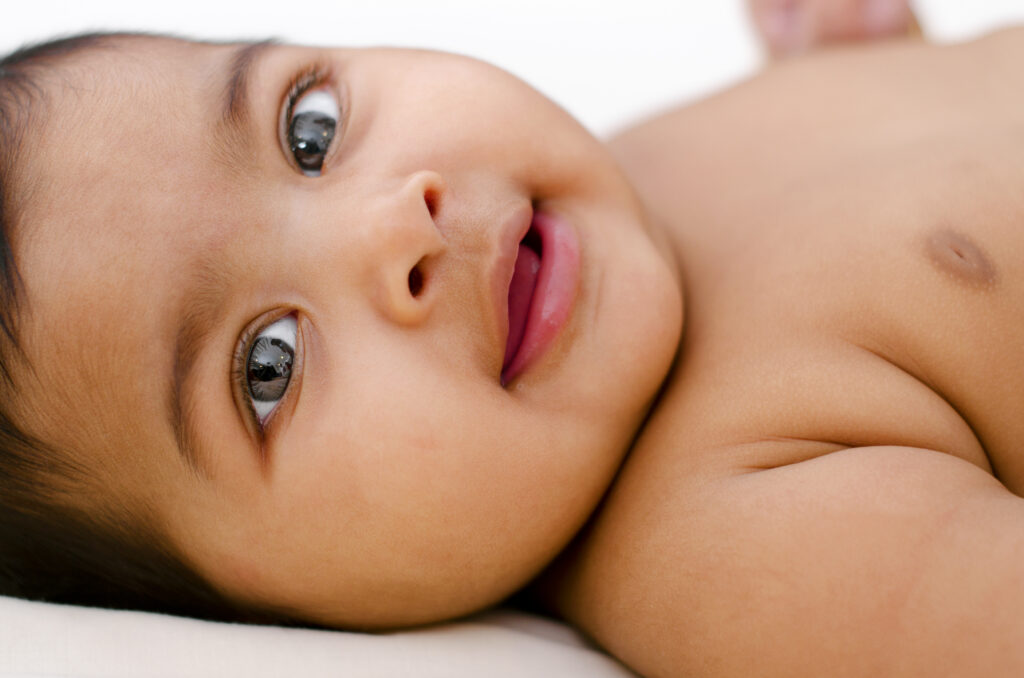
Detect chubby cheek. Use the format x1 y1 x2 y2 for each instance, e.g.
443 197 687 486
300 382 534 536
352 49 597 196
271 367 590 605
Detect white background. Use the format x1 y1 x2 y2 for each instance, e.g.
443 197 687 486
2 0 1024 135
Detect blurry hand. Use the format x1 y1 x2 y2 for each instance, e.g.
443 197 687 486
749 0 918 57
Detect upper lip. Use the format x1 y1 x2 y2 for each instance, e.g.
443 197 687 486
488 202 534 373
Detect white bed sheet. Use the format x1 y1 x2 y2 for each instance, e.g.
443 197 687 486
0 595 635 677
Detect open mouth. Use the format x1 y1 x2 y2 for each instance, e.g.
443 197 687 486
502 226 543 378
500 210 580 386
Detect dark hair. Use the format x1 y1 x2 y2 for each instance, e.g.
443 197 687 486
0 33 278 624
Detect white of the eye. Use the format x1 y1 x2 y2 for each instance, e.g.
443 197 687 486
259 315 297 344
251 315 298 421
293 88 339 120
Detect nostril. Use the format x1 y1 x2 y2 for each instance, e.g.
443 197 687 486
424 187 440 219
408 262 424 297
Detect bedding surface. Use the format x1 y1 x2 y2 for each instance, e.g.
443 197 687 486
0 595 635 677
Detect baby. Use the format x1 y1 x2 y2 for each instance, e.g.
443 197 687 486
3 2 1023 676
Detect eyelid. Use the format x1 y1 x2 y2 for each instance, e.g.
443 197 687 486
278 63 343 173
232 310 303 441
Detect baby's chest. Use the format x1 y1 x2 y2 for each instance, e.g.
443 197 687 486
642 47 1024 492
669 199 1024 495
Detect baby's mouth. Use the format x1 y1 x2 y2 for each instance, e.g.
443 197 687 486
498 208 581 386
502 226 543 381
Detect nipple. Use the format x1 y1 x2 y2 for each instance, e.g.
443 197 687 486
924 229 997 289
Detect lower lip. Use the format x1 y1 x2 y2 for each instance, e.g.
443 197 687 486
501 210 581 385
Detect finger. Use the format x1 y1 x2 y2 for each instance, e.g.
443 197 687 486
749 0 815 57
906 11 923 38
816 0 915 41
749 0 918 57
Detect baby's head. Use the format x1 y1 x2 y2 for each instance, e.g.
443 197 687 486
0 33 682 628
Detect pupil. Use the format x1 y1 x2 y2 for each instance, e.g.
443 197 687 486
247 337 294 402
289 111 336 172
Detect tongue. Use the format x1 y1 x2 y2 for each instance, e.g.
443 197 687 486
504 244 541 370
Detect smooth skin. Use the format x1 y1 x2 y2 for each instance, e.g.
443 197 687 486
540 17 1024 678
10 38 682 628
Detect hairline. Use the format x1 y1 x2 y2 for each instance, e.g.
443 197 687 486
0 30 291 624
0 32 132 386
0 32 277 384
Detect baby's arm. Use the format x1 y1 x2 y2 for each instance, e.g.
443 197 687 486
566 445 1024 677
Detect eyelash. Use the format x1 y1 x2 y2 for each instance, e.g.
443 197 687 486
281 63 339 172
228 64 335 449
231 313 298 436
232 64 336 439
232 321 263 433
284 65 328 121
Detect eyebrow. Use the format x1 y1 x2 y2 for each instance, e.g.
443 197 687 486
224 40 276 126
169 254 234 478
167 42 277 477
213 40 277 169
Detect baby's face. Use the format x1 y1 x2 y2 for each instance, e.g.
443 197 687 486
12 36 682 627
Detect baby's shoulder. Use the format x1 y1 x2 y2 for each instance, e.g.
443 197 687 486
551 250 1024 675
552 303 1024 674
546 32 1024 675
611 28 1024 490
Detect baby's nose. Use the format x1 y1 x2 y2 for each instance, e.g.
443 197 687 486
364 170 447 326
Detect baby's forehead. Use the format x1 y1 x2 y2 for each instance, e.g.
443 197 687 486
25 34 216 97
45 35 226 109
15 37 213 170
9 36 243 449
20 36 239 212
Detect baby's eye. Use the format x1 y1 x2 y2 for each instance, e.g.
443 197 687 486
287 87 339 177
246 315 297 423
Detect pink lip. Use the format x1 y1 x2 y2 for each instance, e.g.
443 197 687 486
500 210 580 385
489 203 534 349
